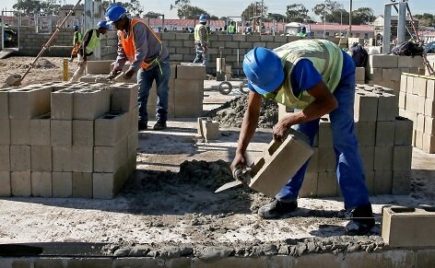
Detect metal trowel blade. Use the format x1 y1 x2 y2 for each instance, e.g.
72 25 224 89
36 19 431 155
214 180 243 193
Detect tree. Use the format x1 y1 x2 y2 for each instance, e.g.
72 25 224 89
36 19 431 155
414 13 434 27
267 13 286 22
286 4 310 22
352 7 375 24
13 0 43 14
144 11 164 19
241 2 268 21
170 0 210 19
123 0 143 16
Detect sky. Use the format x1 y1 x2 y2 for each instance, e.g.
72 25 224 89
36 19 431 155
0 0 432 19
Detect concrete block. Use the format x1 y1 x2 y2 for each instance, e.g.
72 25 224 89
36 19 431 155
374 170 392 195
31 145 52 172
0 171 11 196
51 88 76 120
95 113 128 146
174 79 203 117
248 130 314 197
398 92 406 109
355 67 365 83
93 165 129 199
354 91 378 122
10 119 30 145
30 113 51 146
201 119 220 141
52 171 72 197
8 87 50 119
416 96 426 115
394 116 413 146
382 206 435 247
318 116 332 148
425 116 435 135
398 56 419 68
127 132 138 158
129 107 139 133
374 146 393 170
359 146 374 173
52 146 72 172
170 63 177 79
383 68 402 82
422 133 435 154
0 119 10 145
51 120 72 146
405 93 419 113
109 83 138 113
73 120 94 146
317 146 335 172
369 68 383 82
413 76 427 97
369 54 398 68
146 80 176 119
72 172 93 198
73 88 110 120
406 76 415 94
393 146 412 172
365 170 375 195
400 75 408 93
416 113 425 132
10 145 30 171
176 63 206 79
355 121 376 146
306 148 318 173
317 170 337 197
299 172 318 198
374 91 398 121
0 89 8 119
11 171 31 197
86 60 113 74
392 170 411 195
31 172 52 197
425 99 435 117
72 146 93 172
375 121 395 146
427 79 435 100
0 145 9 171
94 137 128 173
414 130 424 149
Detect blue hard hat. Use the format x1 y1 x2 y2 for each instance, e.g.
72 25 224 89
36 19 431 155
105 4 127 24
199 14 208 23
243 47 284 95
97 20 110 30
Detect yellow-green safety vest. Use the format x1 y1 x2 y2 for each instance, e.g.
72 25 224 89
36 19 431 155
85 29 100 54
194 24 209 43
263 39 343 109
73 31 83 45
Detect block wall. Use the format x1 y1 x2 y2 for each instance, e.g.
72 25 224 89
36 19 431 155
279 84 413 197
399 73 435 153
0 81 137 199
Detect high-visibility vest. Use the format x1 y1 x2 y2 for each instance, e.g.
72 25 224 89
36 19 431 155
85 29 99 54
118 18 163 70
228 24 236 34
262 39 344 109
73 31 83 45
194 24 208 43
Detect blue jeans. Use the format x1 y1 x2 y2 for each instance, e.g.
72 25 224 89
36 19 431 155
193 44 207 65
275 70 370 210
137 60 171 123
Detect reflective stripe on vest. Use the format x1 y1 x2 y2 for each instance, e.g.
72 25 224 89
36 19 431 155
85 30 99 54
262 39 343 109
194 24 208 43
118 18 163 70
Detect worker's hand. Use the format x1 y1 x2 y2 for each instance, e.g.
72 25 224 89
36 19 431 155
231 151 247 174
107 70 120 80
123 68 136 80
273 119 290 142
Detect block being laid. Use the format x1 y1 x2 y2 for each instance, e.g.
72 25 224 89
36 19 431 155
248 129 314 197
354 91 378 122
382 206 435 247
394 116 413 146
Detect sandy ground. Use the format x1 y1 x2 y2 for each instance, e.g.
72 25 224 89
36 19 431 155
0 57 435 256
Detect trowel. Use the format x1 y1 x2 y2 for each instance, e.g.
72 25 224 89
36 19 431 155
214 165 254 193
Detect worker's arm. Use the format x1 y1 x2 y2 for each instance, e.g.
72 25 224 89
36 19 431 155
273 81 337 141
199 26 208 50
112 32 128 73
231 92 262 171
80 30 92 61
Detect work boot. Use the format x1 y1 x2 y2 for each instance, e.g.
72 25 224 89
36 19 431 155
153 120 167 130
138 121 148 131
258 199 298 219
345 203 375 235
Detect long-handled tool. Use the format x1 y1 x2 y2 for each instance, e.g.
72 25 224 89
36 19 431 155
4 0 83 87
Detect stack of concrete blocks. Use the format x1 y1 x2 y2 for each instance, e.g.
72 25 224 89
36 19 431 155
197 117 220 142
399 73 435 153
0 82 137 199
355 67 365 84
279 85 413 197
148 63 205 119
368 54 424 92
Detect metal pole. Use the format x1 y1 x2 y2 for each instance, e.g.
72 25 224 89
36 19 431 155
397 2 406 44
349 0 352 37
383 5 392 54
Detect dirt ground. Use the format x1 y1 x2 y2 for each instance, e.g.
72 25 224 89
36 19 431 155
0 57 435 257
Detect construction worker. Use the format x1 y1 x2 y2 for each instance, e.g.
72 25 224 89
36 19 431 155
232 39 375 235
69 25 83 62
350 42 368 68
70 21 109 82
227 21 236 34
193 14 209 66
105 4 170 131
296 26 307 38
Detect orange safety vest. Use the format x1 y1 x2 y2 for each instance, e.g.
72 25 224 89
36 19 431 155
118 18 162 70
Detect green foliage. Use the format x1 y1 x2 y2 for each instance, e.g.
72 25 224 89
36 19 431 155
241 2 268 21
286 4 310 23
170 0 212 19
414 13 434 27
13 0 60 14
